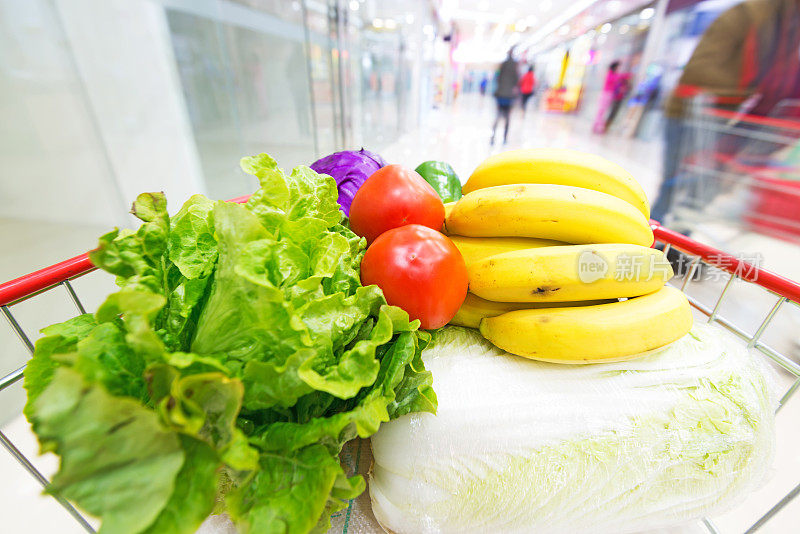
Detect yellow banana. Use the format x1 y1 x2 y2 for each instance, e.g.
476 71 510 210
450 293 613 329
468 244 673 302
449 235 561 266
445 184 654 246
479 286 692 363
442 202 456 234
463 148 650 217
444 201 456 219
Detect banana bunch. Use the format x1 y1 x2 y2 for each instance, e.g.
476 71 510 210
447 149 692 363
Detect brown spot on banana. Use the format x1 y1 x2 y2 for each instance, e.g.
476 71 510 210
532 286 560 295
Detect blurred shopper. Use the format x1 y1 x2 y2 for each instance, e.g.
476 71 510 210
491 49 519 145
605 67 632 131
621 64 663 138
592 61 624 134
651 0 800 223
480 74 489 96
519 66 537 113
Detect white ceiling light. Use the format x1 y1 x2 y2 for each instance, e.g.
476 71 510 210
640 7 655 19
373 18 384 28
597 33 607 44
524 0 600 51
619 24 630 34
406 13 414 24
600 22 612 33
384 19 398 29
606 0 621 12
348 0 359 10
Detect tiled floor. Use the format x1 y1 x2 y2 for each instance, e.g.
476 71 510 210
1 94 799 533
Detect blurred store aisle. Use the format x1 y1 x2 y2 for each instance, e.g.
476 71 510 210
381 92 663 202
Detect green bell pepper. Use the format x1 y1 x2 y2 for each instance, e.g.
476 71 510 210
415 161 462 203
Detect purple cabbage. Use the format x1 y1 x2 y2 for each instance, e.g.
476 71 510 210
309 148 387 216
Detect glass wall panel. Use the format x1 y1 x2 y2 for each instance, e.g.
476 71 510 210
164 0 317 199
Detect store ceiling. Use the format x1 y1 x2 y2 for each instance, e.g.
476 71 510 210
440 0 653 62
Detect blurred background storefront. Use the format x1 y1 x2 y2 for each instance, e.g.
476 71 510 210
1 0 440 229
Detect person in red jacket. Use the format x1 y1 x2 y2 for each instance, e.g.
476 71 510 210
519 66 536 113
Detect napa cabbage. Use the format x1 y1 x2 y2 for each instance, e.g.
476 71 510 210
370 324 777 534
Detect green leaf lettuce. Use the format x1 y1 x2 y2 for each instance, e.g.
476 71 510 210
23 153 437 534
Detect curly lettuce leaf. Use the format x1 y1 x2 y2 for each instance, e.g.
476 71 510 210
23 314 98 417
167 195 217 279
89 193 217 353
96 290 167 361
140 436 220 534
242 154 341 232
70 322 148 401
29 368 185 534
146 365 258 471
89 193 170 294
191 202 310 364
241 350 316 411
250 308 435 455
226 444 358 534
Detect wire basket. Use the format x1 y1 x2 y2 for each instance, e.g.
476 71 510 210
1 220 799 533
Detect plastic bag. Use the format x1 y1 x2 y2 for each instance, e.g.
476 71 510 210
369 323 777 534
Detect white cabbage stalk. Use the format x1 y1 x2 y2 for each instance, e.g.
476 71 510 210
370 323 777 534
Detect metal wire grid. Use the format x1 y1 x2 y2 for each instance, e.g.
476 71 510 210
659 239 800 534
1 274 97 532
1 245 800 533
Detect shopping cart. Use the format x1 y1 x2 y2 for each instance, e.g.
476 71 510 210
670 96 800 245
1 217 800 533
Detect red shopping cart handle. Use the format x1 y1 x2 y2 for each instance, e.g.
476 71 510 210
0 195 252 307
0 254 96 306
652 224 800 304
702 108 800 131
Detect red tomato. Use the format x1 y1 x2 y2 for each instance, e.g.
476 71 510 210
360 224 469 330
349 164 445 244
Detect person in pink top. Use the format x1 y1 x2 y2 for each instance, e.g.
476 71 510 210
606 68 632 131
592 60 628 133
